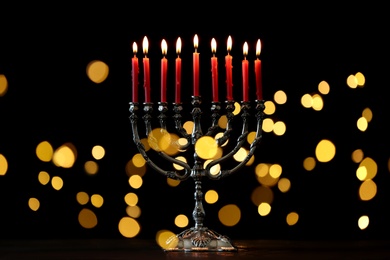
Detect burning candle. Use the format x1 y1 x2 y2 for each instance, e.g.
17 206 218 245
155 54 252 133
142 36 151 103
131 42 139 103
211 38 218 102
175 37 182 103
242 42 249 102
161 39 168 102
225 35 233 101
193 34 200 97
255 39 263 101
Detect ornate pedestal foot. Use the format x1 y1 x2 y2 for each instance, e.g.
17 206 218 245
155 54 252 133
164 227 237 252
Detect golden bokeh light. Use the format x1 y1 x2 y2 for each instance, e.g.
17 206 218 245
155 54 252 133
233 102 241 115
233 147 248 162
347 74 358 89
362 107 373 122
218 204 241 227
359 157 377 180
132 153 146 168
86 60 109 84
78 208 98 229
269 164 282 178
258 202 271 216
251 185 274 206
277 178 291 193
126 159 146 177
286 212 299 226
273 121 286 136
311 94 324 111
174 214 189 228
0 74 8 96
264 100 275 115
262 118 274 133
183 121 194 134
92 145 105 160
205 189 219 204
356 166 367 181
124 192 138 206
84 160 98 175
303 157 316 171
38 171 50 185
315 139 336 163
91 194 104 208
355 72 365 87
51 176 64 190
218 115 228 129
36 141 54 162
0 154 8 175
76 191 89 205
126 205 141 218
359 179 377 201
255 163 269 178
357 117 368 132
128 175 143 189
52 143 77 168
167 178 181 187
118 217 140 238
351 149 364 163
156 230 177 249
195 136 218 160
318 80 330 95
274 90 287 105
358 215 369 230
28 197 40 211
301 93 313 108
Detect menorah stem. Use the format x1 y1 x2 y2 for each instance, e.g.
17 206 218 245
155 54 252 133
191 96 202 144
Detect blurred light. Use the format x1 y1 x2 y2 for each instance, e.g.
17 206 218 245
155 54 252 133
274 90 287 105
301 93 313 108
215 132 228 147
356 166 367 181
91 194 104 208
255 163 269 178
218 204 241 226
351 149 364 163
357 117 368 132
303 157 316 171
156 230 177 249
124 192 138 206
126 159 146 177
183 121 194 134
233 147 248 162
358 215 369 230
167 178 181 187
86 60 109 84
174 214 189 228
251 185 274 206
286 212 299 226
126 205 141 218
233 102 241 115
0 74 8 96
28 198 40 211
36 141 54 162
359 157 377 180
247 131 256 144
204 159 221 175
311 94 324 111
118 217 140 238
273 121 286 136
148 128 171 152
258 202 271 216
195 136 218 160
173 156 187 170
132 153 146 167
362 107 373 122
84 160 98 175
128 175 143 189
76 191 89 205
38 171 50 185
78 208 98 229
277 178 291 193
262 118 274 133
52 143 77 168
264 100 275 115
92 145 105 160
318 80 330 95
315 139 336 163
205 189 219 204
359 179 377 201
269 164 282 178
347 74 358 89
51 176 64 190
355 72 365 87
0 154 8 175
218 115 228 129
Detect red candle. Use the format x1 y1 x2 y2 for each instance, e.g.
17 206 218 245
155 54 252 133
193 34 200 96
255 39 263 100
211 38 218 102
142 36 151 103
225 35 233 101
242 42 249 101
131 42 139 103
161 39 168 102
175 37 182 103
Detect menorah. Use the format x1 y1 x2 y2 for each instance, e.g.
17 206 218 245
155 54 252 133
128 35 265 252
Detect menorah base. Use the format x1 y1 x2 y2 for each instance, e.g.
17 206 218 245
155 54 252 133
163 227 237 252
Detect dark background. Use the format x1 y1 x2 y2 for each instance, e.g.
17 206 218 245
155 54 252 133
0 4 389 241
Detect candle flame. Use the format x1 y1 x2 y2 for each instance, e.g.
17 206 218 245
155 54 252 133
132 42 137 54
243 42 248 56
161 39 167 56
143 36 148 55
227 35 232 52
194 34 198 49
176 37 182 55
256 39 261 56
211 38 216 54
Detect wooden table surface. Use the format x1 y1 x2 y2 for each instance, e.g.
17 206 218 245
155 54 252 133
1 239 390 260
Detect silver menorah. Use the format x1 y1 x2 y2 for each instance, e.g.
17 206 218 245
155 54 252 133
129 95 265 252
